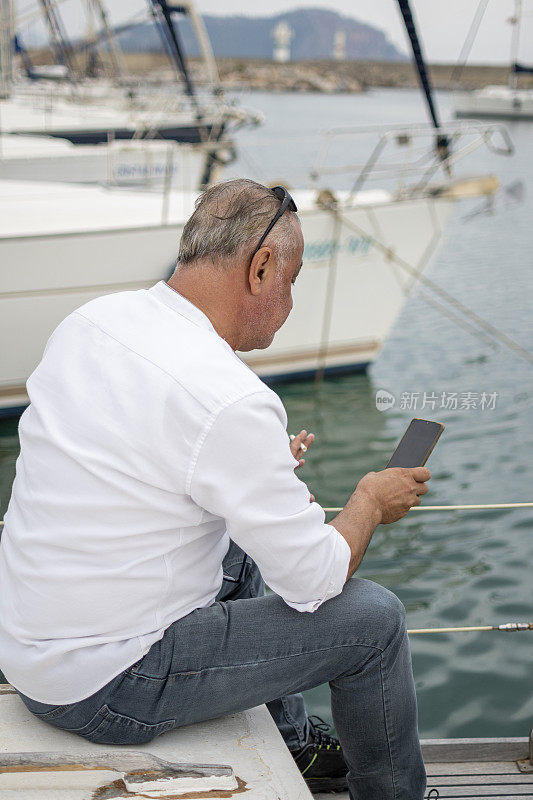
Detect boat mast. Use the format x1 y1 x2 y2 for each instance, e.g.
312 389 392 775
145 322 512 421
509 0 522 90
182 0 220 88
0 0 14 99
395 0 450 168
87 0 126 80
38 0 78 82
147 0 202 116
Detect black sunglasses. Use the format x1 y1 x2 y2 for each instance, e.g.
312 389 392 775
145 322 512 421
249 186 297 264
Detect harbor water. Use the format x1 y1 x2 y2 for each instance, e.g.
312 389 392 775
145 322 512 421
1 88 532 739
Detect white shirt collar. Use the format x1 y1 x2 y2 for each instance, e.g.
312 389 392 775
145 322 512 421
149 281 216 334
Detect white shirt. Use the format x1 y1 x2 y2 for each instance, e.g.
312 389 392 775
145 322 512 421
0 282 351 704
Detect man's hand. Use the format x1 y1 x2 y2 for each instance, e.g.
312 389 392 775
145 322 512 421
290 429 315 467
290 429 316 502
330 467 431 580
355 467 431 525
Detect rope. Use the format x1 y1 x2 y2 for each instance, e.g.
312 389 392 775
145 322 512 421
323 502 533 513
450 0 490 84
1 503 532 528
408 622 533 634
417 288 497 350
314 211 341 385
336 212 533 365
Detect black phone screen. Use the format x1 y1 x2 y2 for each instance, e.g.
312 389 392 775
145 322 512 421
385 418 444 469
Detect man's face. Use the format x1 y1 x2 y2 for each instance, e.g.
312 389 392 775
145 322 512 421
240 221 304 352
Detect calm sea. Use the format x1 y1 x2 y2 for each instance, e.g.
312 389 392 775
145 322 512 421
1 88 531 738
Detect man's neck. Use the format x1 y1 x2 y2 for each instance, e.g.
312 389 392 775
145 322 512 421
167 268 242 351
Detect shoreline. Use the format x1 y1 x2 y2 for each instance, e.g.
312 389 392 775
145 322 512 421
213 58 530 94
26 52 533 94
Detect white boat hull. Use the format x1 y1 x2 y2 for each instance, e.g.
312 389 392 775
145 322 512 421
0 136 209 191
0 687 314 799
453 86 533 120
0 181 454 413
1 684 531 799
0 94 228 144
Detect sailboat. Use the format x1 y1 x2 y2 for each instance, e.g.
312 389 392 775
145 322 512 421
0 1 514 414
1 0 261 185
453 0 533 120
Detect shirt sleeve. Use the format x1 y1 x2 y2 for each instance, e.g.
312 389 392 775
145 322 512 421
188 389 351 612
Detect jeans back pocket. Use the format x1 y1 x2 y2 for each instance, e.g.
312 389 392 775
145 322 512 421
64 704 176 745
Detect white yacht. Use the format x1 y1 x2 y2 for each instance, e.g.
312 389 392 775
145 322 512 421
1 0 261 186
0 121 511 413
453 0 533 121
0 0 516 413
454 84 533 121
0 133 221 189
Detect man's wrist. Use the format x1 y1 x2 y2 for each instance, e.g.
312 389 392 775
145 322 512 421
350 487 383 527
329 490 382 579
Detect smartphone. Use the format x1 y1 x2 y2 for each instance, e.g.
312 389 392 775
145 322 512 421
385 418 444 469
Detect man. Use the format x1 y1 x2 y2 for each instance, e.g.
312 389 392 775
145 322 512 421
0 179 430 799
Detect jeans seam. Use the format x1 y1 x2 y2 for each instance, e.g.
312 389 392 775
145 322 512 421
222 557 252 570
126 640 385 681
280 695 307 750
380 652 399 798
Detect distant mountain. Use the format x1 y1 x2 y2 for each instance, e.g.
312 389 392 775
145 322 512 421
117 8 407 62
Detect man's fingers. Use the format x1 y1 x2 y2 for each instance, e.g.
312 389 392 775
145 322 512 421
298 431 309 452
416 483 429 496
411 467 431 482
293 430 314 453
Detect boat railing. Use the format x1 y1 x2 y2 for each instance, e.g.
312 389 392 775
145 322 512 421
310 121 514 200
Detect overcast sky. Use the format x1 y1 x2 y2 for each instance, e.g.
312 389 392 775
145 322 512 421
17 1 533 65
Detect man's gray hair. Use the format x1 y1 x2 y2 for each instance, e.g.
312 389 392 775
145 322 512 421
178 178 300 269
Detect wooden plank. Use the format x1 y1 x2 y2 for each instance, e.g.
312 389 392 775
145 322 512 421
427 763 525 776
427 777 533 785
422 738 530 762
425 793 533 798
426 759 533 797
316 792 533 799
315 762 533 800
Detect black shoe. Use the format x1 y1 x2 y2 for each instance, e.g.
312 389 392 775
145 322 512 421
292 715 348 793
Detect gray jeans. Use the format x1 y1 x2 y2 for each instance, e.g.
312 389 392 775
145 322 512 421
18 540 426 799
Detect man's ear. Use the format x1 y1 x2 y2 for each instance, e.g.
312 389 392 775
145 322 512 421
248 247 273 296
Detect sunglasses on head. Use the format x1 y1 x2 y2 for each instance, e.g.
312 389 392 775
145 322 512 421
249 185 297 264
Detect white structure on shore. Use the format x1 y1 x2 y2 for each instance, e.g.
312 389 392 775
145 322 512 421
333 31 347 61
272 21 293 63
